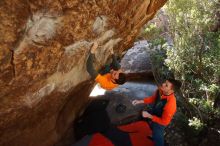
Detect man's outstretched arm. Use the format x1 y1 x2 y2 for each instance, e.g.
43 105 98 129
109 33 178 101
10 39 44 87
110 48 121 70
86 42 99 79
86 52 98 79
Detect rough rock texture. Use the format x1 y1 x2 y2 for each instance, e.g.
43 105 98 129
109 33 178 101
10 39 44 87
0 0 167 146
106 80 157 124
121 40 152 73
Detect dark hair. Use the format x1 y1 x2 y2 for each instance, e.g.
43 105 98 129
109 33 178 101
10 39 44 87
115 73 126 85
167 78 182 91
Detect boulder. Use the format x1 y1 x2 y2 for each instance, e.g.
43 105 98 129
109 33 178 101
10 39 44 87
0 0 167 145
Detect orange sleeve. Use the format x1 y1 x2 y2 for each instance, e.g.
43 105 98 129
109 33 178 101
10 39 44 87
151 97 176 126
95 74 117 90
143 90 157 104
95 74 102 83
95 74 105 84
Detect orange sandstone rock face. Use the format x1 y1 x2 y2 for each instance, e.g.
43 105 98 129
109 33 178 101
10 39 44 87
0 0 167 145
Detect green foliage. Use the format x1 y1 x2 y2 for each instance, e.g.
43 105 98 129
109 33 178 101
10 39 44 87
189 98 220 121
142 0 220 138
188 117 205 131
143 23 163 40
163 0 220 137
164 0 220 102
139 20 172 84
138 22 165 41
149 41 173 85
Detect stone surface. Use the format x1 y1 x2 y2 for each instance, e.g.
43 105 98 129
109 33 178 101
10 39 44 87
0 0 167 146
105 80 157 125
137 9 173 44
120 40 152 73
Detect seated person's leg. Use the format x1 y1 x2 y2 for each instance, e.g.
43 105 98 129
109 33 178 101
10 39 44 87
151 122 165 146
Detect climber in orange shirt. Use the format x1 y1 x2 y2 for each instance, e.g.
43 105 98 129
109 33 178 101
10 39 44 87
132 79 181 146
86 42 126 90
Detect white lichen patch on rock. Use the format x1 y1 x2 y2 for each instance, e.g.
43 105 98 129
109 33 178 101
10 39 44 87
96 30 115 43
26 13 61 45
64 41 91 55
14 13 61 54
93 16 108 34
47 40 92 93
47 66 89 93
96 38 122 65
24 83 55 108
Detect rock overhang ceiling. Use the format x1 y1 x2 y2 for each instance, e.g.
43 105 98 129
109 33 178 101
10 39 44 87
0 0 167 146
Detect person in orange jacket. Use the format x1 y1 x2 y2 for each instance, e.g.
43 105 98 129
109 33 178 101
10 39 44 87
132 79 181 146
86 42 126 90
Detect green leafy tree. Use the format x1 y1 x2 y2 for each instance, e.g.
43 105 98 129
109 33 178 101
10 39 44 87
141 1 220 142
163 1 220 138
165 0 220 102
